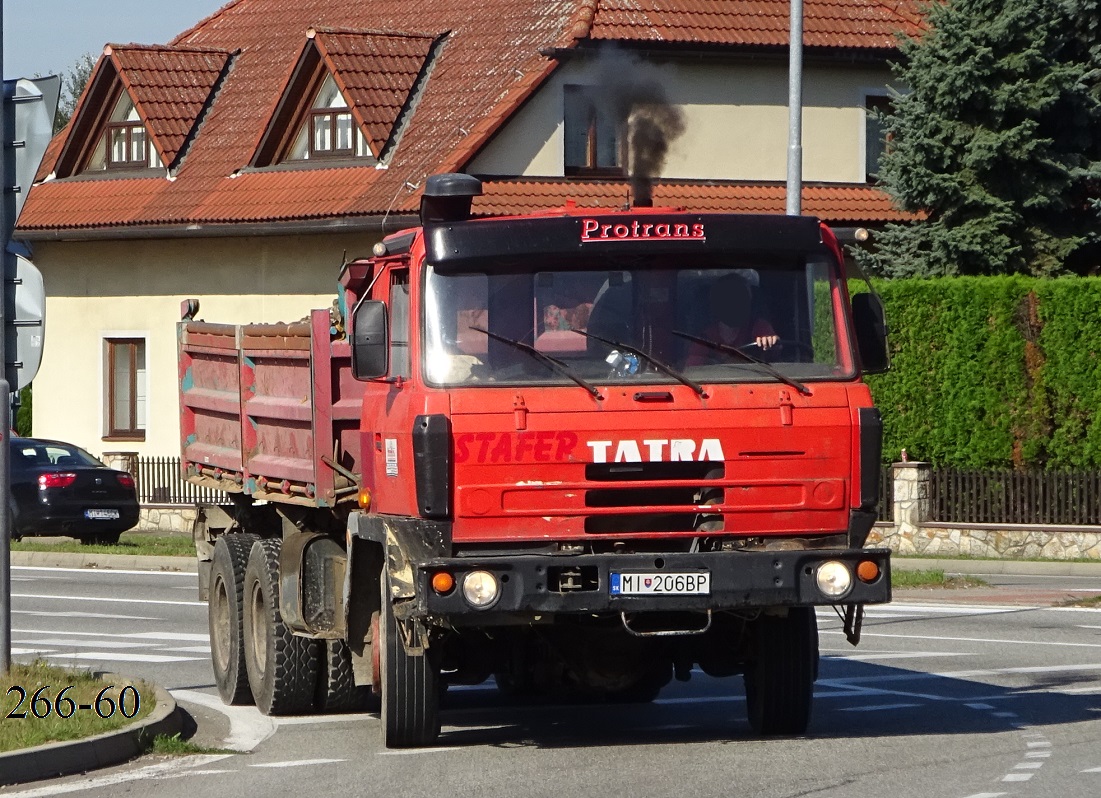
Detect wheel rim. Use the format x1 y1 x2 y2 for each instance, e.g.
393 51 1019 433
210 573 232 673
248 579 268 674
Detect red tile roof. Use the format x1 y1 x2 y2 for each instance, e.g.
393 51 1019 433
584 0 925 49
110 45 234 166
475 178 916 223
17 0 921 236
311 28 436 158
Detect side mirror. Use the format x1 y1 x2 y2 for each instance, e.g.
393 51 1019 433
351 299 389 380
851 293 890 375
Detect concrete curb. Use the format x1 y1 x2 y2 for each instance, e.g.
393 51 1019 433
0 681 182 786
892 556 1101 578
10 551 197 573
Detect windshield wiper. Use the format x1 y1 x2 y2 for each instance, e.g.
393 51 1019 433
469 326 602 399
573 330 707 397
671 330 812 396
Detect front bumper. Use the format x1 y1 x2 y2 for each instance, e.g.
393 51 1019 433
414 548 890 624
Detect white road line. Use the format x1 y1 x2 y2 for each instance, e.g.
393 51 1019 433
12 565 195 578
248 759 347 768
11 647 55 655
0 755 233 798
159 645 211 654
46 652 205 663
1027 741 1052 748
1013 762 1044 769
124 632 209 641
1002 773 1033 782
172 689 277 751
993 712 1018 718
961 793 1007 798
14 638 151 649
832 651 972 662
14 593 204 607
1081 766 1101 772
13 610 160 620
966 703 995 710
378 747 459 756
822 629 1101 649
1026 751 1051 758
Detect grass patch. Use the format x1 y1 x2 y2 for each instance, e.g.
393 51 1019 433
0 661 154 753
12 531 194 558
1058 595 1101 608
149 733 235 757
892 568 988 589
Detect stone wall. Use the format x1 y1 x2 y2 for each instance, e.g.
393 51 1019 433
866 462 1101 560
135 506 198 536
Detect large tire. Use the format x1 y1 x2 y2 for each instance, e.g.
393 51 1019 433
744 607 817 736
318 638 374 713
380 575 440 747
243 537 320 715
208 534 258 705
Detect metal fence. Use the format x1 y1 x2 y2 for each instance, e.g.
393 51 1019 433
878 466 894 522
131 456 226 505
931 468 1101 526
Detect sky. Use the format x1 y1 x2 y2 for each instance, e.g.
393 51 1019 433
3 0 229 79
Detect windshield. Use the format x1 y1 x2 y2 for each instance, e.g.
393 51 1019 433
422 253 851 388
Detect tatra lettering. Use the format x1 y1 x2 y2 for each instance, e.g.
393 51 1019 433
588 438 725 463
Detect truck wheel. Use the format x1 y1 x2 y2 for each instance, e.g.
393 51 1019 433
208 534 258 705
744 607 817 736
318 638 373 713
243 537 320 715
380 576 441 747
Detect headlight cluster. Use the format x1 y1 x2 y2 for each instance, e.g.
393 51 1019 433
815 559 882 600
430 569 501 609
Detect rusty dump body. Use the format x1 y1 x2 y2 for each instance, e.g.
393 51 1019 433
179 309 365 507
181 173 893 746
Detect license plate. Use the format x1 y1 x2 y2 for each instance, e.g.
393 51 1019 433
610 572 710 596
84 509 120 520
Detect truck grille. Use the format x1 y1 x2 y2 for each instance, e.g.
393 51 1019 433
583 462 724 534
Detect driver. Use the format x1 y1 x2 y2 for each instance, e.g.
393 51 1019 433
683 272 778 366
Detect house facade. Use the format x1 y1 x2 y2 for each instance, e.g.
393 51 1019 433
15 0 922 460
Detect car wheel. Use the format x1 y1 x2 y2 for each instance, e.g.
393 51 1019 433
380 571 441 747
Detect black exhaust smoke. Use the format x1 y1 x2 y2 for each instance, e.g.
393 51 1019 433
592 47 685 207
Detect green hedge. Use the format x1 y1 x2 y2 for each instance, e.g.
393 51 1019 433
866 276 1101 468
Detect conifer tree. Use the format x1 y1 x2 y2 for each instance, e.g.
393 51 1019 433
861 0 1101 277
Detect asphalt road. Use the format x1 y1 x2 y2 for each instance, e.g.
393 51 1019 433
5 567 1101 798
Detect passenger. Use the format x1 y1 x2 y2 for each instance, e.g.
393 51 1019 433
684 272 778 366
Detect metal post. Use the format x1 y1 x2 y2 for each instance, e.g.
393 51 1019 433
786 0 804 216
1 0 12 677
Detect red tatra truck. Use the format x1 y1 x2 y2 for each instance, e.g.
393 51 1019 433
180 173 892 747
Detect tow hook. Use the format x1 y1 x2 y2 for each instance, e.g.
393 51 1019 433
620 610 712 637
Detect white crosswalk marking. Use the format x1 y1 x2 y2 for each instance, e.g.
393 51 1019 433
11 627 208 666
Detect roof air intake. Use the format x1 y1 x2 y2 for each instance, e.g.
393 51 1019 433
420 173 483 224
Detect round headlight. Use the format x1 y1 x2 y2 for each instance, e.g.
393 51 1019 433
461 571 500 609
816 560 853 599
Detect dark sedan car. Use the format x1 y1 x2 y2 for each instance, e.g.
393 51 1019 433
8 436 140 545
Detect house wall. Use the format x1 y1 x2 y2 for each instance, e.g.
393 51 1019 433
29 233 379 458
468 58 894 184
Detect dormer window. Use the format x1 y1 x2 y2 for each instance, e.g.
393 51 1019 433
86 94 159 171
287 75 369 161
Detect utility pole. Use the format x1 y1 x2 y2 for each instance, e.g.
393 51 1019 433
0 0 55 675
786 0 804 216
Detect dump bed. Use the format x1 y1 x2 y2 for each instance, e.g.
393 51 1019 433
178 308 365 507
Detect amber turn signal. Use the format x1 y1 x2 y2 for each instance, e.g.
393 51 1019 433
431 571 455 594
357 488 372 510
856 560 880 583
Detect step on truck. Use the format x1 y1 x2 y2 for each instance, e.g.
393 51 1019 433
179 173 892 747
